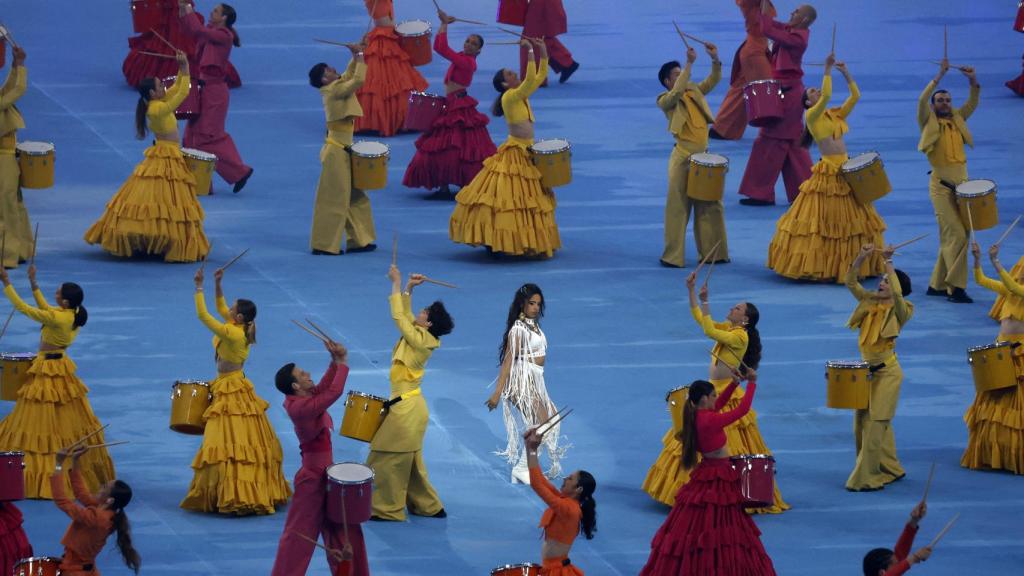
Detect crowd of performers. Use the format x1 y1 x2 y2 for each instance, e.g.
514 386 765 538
1 0 1023 574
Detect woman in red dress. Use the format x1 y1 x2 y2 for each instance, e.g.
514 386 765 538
0 501 32 576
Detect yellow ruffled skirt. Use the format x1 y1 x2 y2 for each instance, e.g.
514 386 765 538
449 142 561 257
961 334 1024 474
767 158 886 282
83 140 210 262
989 257 1024 321
180 370 291 515
0 355 116 499
642 378 790 514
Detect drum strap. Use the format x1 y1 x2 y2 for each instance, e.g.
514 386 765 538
383 387 422 408
325 137 349 150
868 354 897 374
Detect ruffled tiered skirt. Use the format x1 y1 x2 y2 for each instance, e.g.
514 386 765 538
403 92 497 190
961 334 1024 474
83 141 210 262
180 370 291 515
643 378 788 514
0 355 116 499
767 158 886 282
0 503 32 575
639 458 777 576
354 27 428 137
448 142 561 257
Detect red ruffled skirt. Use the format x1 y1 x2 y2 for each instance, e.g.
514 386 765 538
402 91 497 189
122 8 240 89
1007 72 1024 96
354 27 428 137
639 458 776 576
0 503 32 576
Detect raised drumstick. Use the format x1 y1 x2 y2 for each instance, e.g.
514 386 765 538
672 20 691 50
930 61 969 73
538 408 573 438
292 319 329 344
139 50 177 60
831 22 836 53
702 259 716 288
314 38 351 47
431 0 441 11
943 25 948 60
490 41 524 45
994 215 1022 247
454 17 489 26
707 347 750 374
149 28 177 52
921 462 936 503
693 240 722 276
219 248 250 271
682 31 711 48
65 423 110 451
891 233 929 251
29 223 38 266
83 440 131 450
304 317 333 342
423 277 457 289
534 405 568 431
0 309 15 343
391 233 398 267
928 512 960 548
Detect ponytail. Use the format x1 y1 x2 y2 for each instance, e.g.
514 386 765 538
134 78 157 140
491 69 507 117
221 3 241 47
235 298 257 345
245 320 257 345
576 470 597 540
60 282 88 329
677 380 715 470
741 303 761 373
110 481 141 574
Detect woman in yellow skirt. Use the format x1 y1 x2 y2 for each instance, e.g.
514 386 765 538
0 43 34 268
83 51 209 263
0 264 115 498
642 271 789 513
180 266 291 514
449 37 560 258
962 242 1024 474
766 55 886 282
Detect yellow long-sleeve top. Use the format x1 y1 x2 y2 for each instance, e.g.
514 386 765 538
321 59 366 127
804 75 859 168
501 56 548 148
388 292 439 389
147 74 191 135
845 267 913 364
656 61 721 149
194 291 249 364
0 65 26 150
974 265 1024 321
917 78 979 166
690 306 748 370
3 284 80 348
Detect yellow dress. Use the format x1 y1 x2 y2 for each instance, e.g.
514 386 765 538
179 292 291 514
448 57 560 257
0 64 34 268
0 284 115 499
83 74 210 262
988 256 1024 322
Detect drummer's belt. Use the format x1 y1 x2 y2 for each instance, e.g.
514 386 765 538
868 354 897 374
325 137 348 150
44 352 65 360
384 387 422 408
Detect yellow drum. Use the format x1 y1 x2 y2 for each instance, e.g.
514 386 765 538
666 385 688 432
841 151 891 204
169 380 212 435
339 391 388 442
686 152 729 202
529 138 572 188
0 352 36 401
825 360 870 409
967 342 1017 394
956 179 998 231
181 147 217 196
16 141 55 189
350 141 389 191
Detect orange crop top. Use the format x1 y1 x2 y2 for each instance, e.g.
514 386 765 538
147 74 190 134
530 466 581 546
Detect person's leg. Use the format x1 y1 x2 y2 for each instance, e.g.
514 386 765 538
928 173 968 293
660 146 692 267
310 145 350 254
406 450 445 516
344 186 377 251
780 140 813 203
270 469 325 576
737 135 787 203
692 198 729 262
366 450 414 521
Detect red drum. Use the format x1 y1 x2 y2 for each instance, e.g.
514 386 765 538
131 0 166 34
163 75 201 121
0 38 6 69
0 451 25 501
402 91 446 132
491 563 541 576
1015 2 1024 33
396 20 433 67
742 79 784 127
497 0 528 26
12 557 62 576
326 462 374 524
730 454 775 508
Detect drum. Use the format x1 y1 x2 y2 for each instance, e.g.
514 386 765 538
0 353 36 402
956 179 999 231
131 0 165 33
496 0 528 26
730 454 775 508
169 380 211 435
665 385 688 432
16 141 55 189
0 451 25 501
181 147 217 196
825 360 871 410
350 141 390 191
841 151 892 204
326 461 374 524
339 391 388 442
0 37 6 68
529 138 572 188
1015 1 1024 33
162 75 201 120
686 152 729 202
968 342 1018 393
13 557 62 576
742 79 784 127
396 20 433 67
491 563 542 576
402 91 446 132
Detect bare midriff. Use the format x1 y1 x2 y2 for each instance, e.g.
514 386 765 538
709 360 736 381
999 319 1024 339
39 342 65 352
445 82 467 95
818 137 848 157
508 122 534 141
217 360 243 374
374 16 394 28
703 446 730 459
153 131 179 143
541 539 572 561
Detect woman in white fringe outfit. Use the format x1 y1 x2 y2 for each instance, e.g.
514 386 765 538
486 283 567 484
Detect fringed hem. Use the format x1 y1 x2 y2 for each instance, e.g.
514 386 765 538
354 28 428 137
402 94 497 189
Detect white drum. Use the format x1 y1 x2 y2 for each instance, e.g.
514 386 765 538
16 141 56 189
529 138 572 188
395 19 431 37
956 179 999 231
350 141 390 190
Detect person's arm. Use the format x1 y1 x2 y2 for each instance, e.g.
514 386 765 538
525 430 578 514
657 58 693 111
986 245 1024 297
997 266 1024 298
705 379 757 428
195 290 235 340
329 49 368 97
2 282 57 325
488 325 524 410
835 62 859 117
714 378 740 411
51 449 103 525
290 356 350 419
805 73 832 127
27 266 53 309
918 61 946 128
389 279 434 351
0 53 27 110
691 306 747 349
887 264 911 324
69 467 99 506
958 65 980 120
845 246 872 301
180 8 231 45
433 29 458 62
162 51 192 111
698 44 722 95
759 14 805 47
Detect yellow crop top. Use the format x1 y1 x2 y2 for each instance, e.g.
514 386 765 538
194 291 249 364
804 75 859 143
691 306 748 370
147 74 190 135
502 57 548 128
4 284 80 348
0 65 27 137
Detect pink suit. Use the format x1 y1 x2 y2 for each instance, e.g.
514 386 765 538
520 0 575 76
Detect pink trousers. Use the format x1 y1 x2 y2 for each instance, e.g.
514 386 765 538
737 135 812 203
183 78 251 186
520 37 574 78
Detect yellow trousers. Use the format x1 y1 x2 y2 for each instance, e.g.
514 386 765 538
365 449 443 521
661 142 729 267
0 152 34 268
310 134 376 254
847 361 905 489
928 164 969 292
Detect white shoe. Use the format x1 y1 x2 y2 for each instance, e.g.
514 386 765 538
511 465 531 485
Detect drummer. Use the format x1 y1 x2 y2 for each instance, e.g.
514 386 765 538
919 58 980 303
0 42 34 268
862 501 932 575
271 339 368 576
709 0 776 141
844 244 914 491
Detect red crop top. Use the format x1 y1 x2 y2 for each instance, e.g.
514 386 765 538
696 378 757 453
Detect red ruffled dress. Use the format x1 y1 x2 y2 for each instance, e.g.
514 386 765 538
402 31 496 190
0 502 32 576
640 379 776 576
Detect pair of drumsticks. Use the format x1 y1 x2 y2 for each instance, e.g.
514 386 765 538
60 423 130 454
0 22 21 50
931 25 970 72
962 201 1021 248
0 224 41 343
139 28 181 60
917 463 961 550
391 234 458 289
532 405 573 438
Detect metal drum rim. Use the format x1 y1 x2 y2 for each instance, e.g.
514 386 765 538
14 141 55 155
13 556 64 564
955 179 997 196
326 461 376 485
172 379 210 388
181 148 218 162
346 390 389 403
396 19 433 36
0 352 37 360
689 152 729 167
840 150 882 172
968 342 1013 352
409 90 444 99
0 450 25 456
665 384 688 401
743 79 780 87
825 360 869 368
350 141 391 158
528 137 572 155
491 563 543 573
729 453 776 461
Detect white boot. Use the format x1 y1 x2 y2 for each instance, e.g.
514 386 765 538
511 450 531 485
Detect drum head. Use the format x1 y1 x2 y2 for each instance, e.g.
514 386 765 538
327 462 375 484
955 179 997 196
396 19 431 35
531 138 571 154
15 141 54 154
825 360 869 369
411 91 443 100
351 141 390 158
181 148 217 161
968 342 1011 353
690 152 728 167
173 379 210 388
0 352 36 361
843 152 879 170
347 390 388 403
0 450 25 457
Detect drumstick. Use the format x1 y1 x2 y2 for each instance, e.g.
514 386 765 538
921 462 936 503
0 309 15 343
693 240 722 276
928 512 960 548
930 61 970 72
303 317 333 342
831 22 836 54
314 38 352 48
494 25 542 42
965 201 976 245
291 531 332 552
891 233 929 251
423 277 458 289
707 346 751 374
83 440 131 450
367 0 379 32
454 17 489 26
65 423 110 451
943 25 948 61
292 319 329 344
681 31 711 48
490 41 524 45
702 259 716 289
391 233 398 267
138 50 177 60
431 0 441 12
534 405 569 431
29 223 38 267
149 28 177 52
538 408 573 438
218 248 249 271
671 20 691 50
994 214 1022 247
0 24 20 50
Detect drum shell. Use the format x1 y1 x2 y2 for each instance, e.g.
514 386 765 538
402 92 446 132
339 391 387 442
13 557 62 576
496 0 528 26
0 451 25 501
169 381 212 435
397 29 433 67
0 38 5 68
491 563 542 576
326 463 374 524
825 362 870 410
131 0 166 33
730 454 775 508
182 149 217 196
666 386 687 432
956 187 999 231
17 146 56 189
842 155 892 204
742 80 783 127
163 76 201 121
529 142 572 188
686 157 727 202
968 343 1017 393
351 148 390 191
0 353 36 401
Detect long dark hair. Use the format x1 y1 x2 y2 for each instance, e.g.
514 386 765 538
576 470 597 539
678 380 715 470
60 282 88 329
134 78 157 140
498 283 544 363
799 89 814 148
109 480 141 574
491 69 508 117
235 298 257 344
741 303 761 375
220 3 241 47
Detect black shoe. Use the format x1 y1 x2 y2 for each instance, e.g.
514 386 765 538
424 187 456 201
346 243 377 254
659 259 684 269
709 127 726 140
233 167 254 193
369 515 401 522
926 286 947 297
883 473 906 485
311 249 341 255
559 61 579 84
430 508 447 518
739 198 775 206
947 287 973 303
708 258 731 264
846 485 884 493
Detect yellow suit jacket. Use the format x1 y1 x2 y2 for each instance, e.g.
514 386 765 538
657 62 721 143
917 79 979 156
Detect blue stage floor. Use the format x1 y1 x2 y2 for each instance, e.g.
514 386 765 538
1 0 1023 573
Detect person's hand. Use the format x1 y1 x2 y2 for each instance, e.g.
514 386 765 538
11 46 25 66
860 244 874 257
970 241 981 261
407 273 426 288
69 444 88 462
387 264 401 283
961 65 976 83
881 244 895 261
26 264 36 285
345 42 362 54
213 268 224 284
520 38 532 49
989 244 1000 262
825 52 836 68
705 42 718 61
685 46 697 64
744 367 757 381
938 58 950 77
0 266 9 286
326 340 348 363
698 284 709 303
910 500 927 523
194 267 204 288
909 546 932 564
835 61 848 74
328 544 353 563
175 49 188 67
685 271 697 290
485 394 500 411
522 426 543 450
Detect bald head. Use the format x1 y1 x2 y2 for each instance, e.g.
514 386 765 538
789 4 817 29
